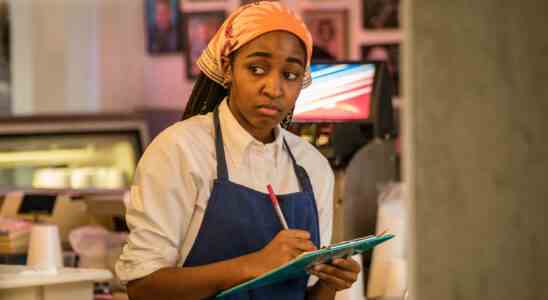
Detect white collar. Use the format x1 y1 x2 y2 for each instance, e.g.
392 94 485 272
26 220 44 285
218 98 285 167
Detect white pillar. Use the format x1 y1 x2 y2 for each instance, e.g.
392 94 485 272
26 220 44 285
9 0 145 114
64 0 99 112
404 1 548 299
96 0 145 112
10 0 34 114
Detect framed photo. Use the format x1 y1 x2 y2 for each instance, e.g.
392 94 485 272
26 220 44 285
0 1 10 115
183 11 225 79
303 9 349 60
0 2 8 63
362 0 400 30
361 43 400 95
240 0 276 5
145 0 182 54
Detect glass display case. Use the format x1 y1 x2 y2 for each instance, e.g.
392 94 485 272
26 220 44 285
0 114 149 192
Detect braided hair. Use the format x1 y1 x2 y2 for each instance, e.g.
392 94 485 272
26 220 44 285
181 73 227 121
181 72 294 128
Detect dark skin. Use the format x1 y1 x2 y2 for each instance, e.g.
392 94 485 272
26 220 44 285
222 30 361 297
127 31 360 300
221 31 304 143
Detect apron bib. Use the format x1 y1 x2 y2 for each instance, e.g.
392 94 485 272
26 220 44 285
183 108 320 299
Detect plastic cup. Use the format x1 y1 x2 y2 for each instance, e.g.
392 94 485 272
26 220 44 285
26 224 63 273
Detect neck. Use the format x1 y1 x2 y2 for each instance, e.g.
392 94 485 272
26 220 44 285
255 129 276 144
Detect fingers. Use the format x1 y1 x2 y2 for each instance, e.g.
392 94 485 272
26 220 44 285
310 258 361 291
331 258 361 273
289 238 317 252
281 229 311 240
313 263 358 283
277 230 316 252
252 230 317 276
286 247 302 260
313 269 354 290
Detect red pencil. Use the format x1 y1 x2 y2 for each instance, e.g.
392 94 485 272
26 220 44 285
267 184 289 229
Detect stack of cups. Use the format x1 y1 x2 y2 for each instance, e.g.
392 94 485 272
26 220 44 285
26 224 63 274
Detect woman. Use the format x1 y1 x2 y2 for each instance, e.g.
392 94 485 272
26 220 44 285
116 2 360 299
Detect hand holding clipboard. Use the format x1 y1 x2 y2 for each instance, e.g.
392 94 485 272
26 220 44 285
216 185 395 298
216 233 394 298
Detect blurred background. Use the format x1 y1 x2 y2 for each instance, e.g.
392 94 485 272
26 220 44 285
0 1 547 300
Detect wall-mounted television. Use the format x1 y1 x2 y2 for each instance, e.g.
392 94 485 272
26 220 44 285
292 61 395 138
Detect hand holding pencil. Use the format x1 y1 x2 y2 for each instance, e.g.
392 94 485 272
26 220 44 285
240 185 317 277
245 229 317 277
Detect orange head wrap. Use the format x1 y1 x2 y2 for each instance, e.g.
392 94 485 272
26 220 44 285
196 1 313 88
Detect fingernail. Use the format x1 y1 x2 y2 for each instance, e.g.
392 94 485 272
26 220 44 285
314 265 321 272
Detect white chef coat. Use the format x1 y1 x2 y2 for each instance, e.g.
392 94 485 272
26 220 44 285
115 99 334 283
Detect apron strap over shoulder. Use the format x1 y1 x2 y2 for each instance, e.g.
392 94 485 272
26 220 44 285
213 108 229 181
283 138 314 195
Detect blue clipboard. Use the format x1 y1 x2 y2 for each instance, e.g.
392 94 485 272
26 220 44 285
215 233 395 298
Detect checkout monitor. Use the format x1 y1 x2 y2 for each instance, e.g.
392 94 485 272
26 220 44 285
292 61 394 137
290 62 395 168
293 62 375 122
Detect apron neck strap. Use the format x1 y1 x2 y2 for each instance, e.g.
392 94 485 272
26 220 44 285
213 108 229 180
283 139 314 194
213 107 313 194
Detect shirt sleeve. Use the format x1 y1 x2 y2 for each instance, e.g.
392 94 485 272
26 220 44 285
115 128 198 284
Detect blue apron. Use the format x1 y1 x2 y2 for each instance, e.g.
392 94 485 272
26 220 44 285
183 108 321 299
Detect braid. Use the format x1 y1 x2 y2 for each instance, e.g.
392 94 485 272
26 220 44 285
182 73 228 121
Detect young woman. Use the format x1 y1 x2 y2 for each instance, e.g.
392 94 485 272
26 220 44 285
116 2 360 299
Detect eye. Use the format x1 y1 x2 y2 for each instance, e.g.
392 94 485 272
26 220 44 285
249 65 266 75
284 71 300 81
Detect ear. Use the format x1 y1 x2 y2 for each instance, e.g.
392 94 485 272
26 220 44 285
220 56 233 86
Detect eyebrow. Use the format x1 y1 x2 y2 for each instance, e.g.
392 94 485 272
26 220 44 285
246 51 305 68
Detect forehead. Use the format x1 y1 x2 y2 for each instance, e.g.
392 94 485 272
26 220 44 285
236 31 306 62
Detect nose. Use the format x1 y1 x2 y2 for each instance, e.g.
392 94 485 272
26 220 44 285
262 73 283 99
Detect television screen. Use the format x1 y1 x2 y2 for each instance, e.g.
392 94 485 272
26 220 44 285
18 194 57 215
292 63 376 122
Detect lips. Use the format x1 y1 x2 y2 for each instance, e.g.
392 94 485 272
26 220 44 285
257 104 282 117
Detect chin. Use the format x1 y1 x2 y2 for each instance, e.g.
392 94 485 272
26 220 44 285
253 118 279 130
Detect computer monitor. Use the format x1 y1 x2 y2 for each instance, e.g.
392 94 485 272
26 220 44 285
18 194 56 216
292 61 395 138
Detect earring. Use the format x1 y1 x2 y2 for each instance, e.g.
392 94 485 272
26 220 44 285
281 110 294 129
200 100 209 114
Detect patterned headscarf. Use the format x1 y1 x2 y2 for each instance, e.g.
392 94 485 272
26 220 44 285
196 1 313 88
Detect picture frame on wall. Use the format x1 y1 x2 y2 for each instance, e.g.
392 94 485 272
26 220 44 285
241 0 280 5
361 43 400 95
303 9 349 60
183 11 225 79
0 1 11 115
362 0 400 30
240 0 259 5
145 0 182 55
